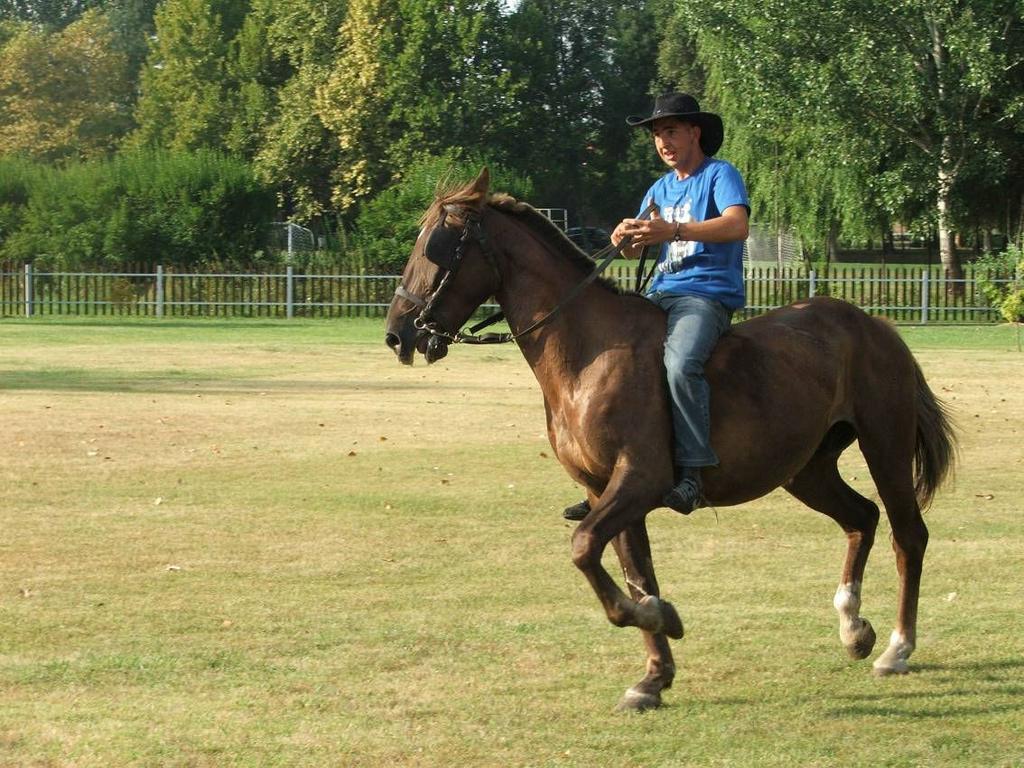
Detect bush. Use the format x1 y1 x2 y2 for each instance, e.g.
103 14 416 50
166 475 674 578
351 154 534 274
0 150 276 269
0 156 35 247
976 246 1024 324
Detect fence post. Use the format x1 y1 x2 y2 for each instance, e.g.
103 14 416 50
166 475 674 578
156 265 164 318
920 269 929 324
286 265 294 319
809 269 817 298
23 263 32 317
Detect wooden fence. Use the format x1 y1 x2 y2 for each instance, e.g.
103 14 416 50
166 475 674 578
0 263 1011 323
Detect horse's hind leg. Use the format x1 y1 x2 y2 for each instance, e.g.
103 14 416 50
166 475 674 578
785 446 880 660
610 522 678 712
859 435 929 676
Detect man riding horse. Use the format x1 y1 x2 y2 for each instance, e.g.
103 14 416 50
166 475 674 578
564 92 750 521
385 94 953 710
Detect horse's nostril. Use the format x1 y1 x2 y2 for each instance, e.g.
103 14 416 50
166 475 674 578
385 332 401 351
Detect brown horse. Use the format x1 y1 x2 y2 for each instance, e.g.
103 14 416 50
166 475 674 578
384 169 956 711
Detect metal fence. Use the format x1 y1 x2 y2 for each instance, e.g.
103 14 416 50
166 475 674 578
0 263 1012 323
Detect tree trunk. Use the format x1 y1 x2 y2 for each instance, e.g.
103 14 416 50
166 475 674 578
937 160 964 296
1018 190 1024 248
827 218 841 264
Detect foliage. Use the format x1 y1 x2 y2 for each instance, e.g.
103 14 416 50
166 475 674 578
248 0 347 221
0 150 275 269
350 154 533 274
0 10 133 162
975 245 1024 326
104 0 163 78
313 0 398 213
501 0 664 223
316 0 519 216
0 0 103 28
672 0 1024 276
3 0 1023 275
130 0 247 152
0 155 33 242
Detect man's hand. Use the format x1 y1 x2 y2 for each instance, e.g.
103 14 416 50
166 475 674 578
612 207 676 250
611 203 749 259
611 204 676 259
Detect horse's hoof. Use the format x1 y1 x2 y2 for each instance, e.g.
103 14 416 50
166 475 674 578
615 687 662 713
872 634 913 676
872 659 910 676
845 619 877 660
657 598 685 639
637 596 684 639
662 601 684 640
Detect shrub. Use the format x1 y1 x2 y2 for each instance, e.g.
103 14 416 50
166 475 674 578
976 245 1023 350
350 154 533 274
0 150 276 269
976 246 1024 324
0 156 36 247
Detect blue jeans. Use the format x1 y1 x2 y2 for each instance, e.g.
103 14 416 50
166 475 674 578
649 293 733 468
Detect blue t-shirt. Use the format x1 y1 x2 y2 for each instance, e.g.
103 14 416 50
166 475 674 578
642 158 750 309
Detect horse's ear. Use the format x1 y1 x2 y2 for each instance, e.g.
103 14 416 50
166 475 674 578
470 167 490 203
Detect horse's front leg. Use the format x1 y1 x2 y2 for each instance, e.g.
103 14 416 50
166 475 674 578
610 522 681 712
570 486 683 708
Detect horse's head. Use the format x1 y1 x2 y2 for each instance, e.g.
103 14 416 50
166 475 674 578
385 167 502 364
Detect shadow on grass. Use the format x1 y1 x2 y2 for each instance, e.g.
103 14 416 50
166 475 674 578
2 317 344 330
0 367 468 395
824 657 1024 718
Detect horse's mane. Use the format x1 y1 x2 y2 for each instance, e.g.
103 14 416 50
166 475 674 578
421 178 627 295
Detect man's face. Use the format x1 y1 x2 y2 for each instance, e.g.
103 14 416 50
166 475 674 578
651 117 701 170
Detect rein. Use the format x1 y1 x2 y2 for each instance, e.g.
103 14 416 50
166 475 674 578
398 202 658 346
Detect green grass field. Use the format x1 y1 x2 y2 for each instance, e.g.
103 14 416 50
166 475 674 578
1 317 1022 767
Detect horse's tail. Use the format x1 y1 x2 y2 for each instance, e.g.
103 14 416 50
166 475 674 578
912 359 957 510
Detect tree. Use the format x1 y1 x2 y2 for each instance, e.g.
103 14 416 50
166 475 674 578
316 0 516 214
314 0 399 213
674 0 1024 280
131 0 248 151
832 0 1024 282
583 0 666 223
249 0 348 222
495 0 673 225
256 67 342 222
501 0 612 216
352 153 534 272
0 0 102 29
0 10 132 162
104 0 163 87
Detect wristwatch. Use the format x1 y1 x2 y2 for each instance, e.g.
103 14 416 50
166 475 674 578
673 223 683 241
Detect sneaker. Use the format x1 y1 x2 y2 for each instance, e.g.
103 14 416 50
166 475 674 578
563 499 590 521
662 471 703 515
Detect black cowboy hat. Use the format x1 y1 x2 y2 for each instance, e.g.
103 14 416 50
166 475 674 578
626 92 724 157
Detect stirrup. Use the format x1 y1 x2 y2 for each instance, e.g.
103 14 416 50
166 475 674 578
663 477 702 515
563 499 590 521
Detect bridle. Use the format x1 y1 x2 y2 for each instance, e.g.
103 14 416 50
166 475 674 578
393 205 510 345
393 201 659 346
